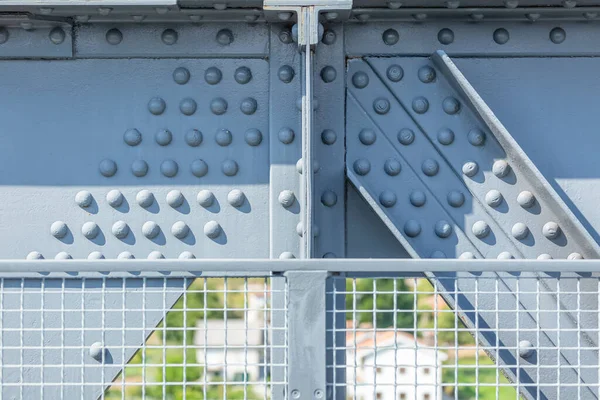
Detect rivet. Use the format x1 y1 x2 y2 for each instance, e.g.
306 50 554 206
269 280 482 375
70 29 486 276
356 13 370 22
40 7 54 14
353 159 371 176
20 22 33 31
526 13 541 21
421 159 439 176
278 12 292 20
446 0 460 8
279 252 296 259
26 251 44 260
278 65 295 83
413 13 428 20
279 29 293 44
132 15 146 22
492 160 511 178
210 98 228 115
437 28 454 45
538 254 553 260
118 251 134 259
148 251 165 259
0 28 8 44
442 97 460 115
98 7 112 15
387 1 403 8
228 189 246 207
106 189 124 207
99 159 117 177
240 98 258 115
131 160 148 177
568 252 584 260
435 220 452 238
296 222 320 237
404 220 421 237
215 129 233 146
161 29 178 45
166 190 184 208
467 129 486 146
216 29 234 45
89 342 105 362
49 27 66 45
384 158 401 176
161 160 179 177
321 66 337 83
386 65 404 82
550 27 566 44
498 252 514 259
418 66 436 83
179 98 197 115
373 98 391 115
485 190 503 208
142 221 160 239
204 220 221 239
185 129 203 147
459 252 476 259
51 221 68 238
321 129 337 145
173 67 190 84
431 250 446 259
179 251 195 259
155 129 172 146
55 252 72 260
112 221 129 239
75 16 91 23
234 66 252 84
518 340 534 359
472 221 490 238
412 97 429 114
322 252 337 258
470 13 484 21
493 28 510 44
437 128 455 145
76 190 93 208
148 97 166 115
88 251 104 260
81 222 99 239
584 12 598 19
321 190 337 207
517 191 536 208
222 159 239 176
504 0 519 8
352 72 369 89
106 28 123 45
382 29 399 45
171 221 189 239
410 191 426 207
512 222 529 240
197 190 215 207
124 128 142 146
136 189 154 208
245 129 263 146
278 190 296 208
278 127 295 144
359 129 376 145
543 221 561 239
205 67 222 85
379 190 397 208
191 159 209 177
322 29 337 45
447 190 465 208
398 128 415 145
291 389 301 399
295 159 320 175
462 161 479 177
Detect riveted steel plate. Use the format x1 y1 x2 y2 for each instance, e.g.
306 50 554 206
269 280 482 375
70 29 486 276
0 58 269 260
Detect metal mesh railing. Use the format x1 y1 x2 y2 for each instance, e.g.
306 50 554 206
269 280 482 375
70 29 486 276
0 276 287 400
327 273 600 400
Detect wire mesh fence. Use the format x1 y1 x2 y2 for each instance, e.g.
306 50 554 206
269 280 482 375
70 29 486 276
327 272 600 400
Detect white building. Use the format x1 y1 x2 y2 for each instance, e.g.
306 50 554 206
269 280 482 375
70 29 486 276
346 327 448 400
194 290 267 384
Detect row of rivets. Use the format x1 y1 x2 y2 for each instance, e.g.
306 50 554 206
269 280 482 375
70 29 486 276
76 189 252 210
104 28 234 46
27 250 202 260
51 219 223 240
377 27 568 45
173 66 253 85
147 96 257 116
123 128 262 147
99 159 239 177
0 27 66 45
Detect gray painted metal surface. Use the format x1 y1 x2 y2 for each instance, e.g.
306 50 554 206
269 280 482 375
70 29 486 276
2 2 600 398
